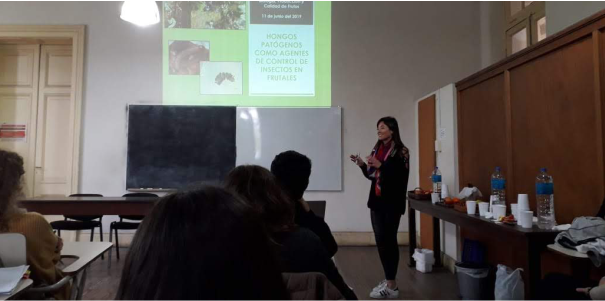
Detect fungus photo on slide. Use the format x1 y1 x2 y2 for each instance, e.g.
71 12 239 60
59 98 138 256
168 40 210 75
200 62 242 95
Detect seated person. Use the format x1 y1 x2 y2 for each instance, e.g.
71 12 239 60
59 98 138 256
115 186 289 300
225 165 357 300
271 150 338 257
0 149 69 299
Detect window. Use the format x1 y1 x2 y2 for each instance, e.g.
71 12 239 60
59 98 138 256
505 1 546 56
535 15 547 42
506 19 530 55
512 28 528 54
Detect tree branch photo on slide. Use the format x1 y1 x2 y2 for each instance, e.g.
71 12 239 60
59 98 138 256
164 1 246 30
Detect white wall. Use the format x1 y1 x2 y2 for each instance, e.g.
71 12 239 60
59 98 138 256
480 1 505 68
435 84 459 260
546 1 605 36
0 1 483 232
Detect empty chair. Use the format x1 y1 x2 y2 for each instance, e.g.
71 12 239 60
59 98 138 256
110 192 158 259
0 233 72 299
0 233 26 267
50 194 104 243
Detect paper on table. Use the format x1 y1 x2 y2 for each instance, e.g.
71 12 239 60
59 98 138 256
458 187 483 201
0 265 29 294
553 224 571 231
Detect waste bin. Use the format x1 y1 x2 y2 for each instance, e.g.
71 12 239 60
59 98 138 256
412 248 435 273
455 262 491 300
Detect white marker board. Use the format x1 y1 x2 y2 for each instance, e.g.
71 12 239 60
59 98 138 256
236 107 342 191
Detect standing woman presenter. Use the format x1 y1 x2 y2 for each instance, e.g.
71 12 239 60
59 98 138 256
350 116 409 299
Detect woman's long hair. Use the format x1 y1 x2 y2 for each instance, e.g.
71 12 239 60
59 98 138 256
373 116 407 155
0 149 25 231
224 165 296 233
115 186 289 300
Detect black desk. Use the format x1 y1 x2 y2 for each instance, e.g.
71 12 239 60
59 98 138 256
20 196 158 216
407 197 559 299
20 196 327 219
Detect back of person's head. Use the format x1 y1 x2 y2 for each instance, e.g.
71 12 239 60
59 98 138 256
115 186 289 300
224 165 295 233
270 150 312 202
0 149 25 231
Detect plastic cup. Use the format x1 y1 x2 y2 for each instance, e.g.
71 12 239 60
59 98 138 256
466 201 477 215
511 203 519 220
518 194 530 211
520 211 534 229
431 193 440 204
478 202 489 217
493 205 506 220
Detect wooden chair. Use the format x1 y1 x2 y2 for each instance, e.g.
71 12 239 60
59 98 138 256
109 192 158 259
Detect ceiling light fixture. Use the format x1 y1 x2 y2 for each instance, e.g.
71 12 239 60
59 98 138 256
120 1 160 26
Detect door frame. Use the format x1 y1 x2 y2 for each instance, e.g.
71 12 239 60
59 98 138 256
0 25 85 195
416 94 437 251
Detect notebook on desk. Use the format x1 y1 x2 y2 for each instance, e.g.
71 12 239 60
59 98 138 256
0 265 29 295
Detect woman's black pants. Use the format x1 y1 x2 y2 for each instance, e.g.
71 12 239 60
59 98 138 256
371 209 402 281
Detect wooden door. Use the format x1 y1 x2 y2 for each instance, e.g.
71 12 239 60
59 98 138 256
418 95 436 250
0 45 41 196
34 45 74 196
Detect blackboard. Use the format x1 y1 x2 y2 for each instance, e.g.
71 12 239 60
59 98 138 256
126 105 236 189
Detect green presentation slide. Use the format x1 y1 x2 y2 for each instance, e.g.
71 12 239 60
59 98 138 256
162 1 331 107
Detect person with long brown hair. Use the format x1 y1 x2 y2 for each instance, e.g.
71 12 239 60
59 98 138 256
225 165 357 300
350 117 410 299
116 185 289 300
0 149 68 299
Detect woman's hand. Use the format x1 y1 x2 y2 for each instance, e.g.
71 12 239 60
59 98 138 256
367 156 382 169
349 154 365 167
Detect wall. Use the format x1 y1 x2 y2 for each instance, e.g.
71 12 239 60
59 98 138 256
480 1 505 68
546 1 605 36
0 1 482 233
435 84 459 261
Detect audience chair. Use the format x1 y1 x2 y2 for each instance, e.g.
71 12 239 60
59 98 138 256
109 192 159 260
50 194 104 260
0 233 73 299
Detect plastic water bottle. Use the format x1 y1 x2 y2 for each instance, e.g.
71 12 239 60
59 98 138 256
536 168 556 229
432 167 442 195
491 167 506 206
